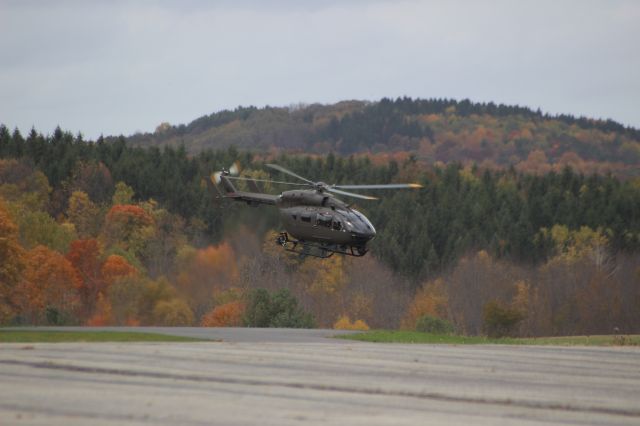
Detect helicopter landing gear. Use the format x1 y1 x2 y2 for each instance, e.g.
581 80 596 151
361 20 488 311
274 232 367 259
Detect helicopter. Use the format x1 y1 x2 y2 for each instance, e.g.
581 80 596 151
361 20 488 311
208 163 422 258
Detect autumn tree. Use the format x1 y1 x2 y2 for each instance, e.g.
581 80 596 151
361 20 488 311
18 211 76 253
0 199 25 323
296 255 347 326
101 254 138 286
153 298 194 326
201 301 245 327
67 190 100 238
401 278 449 330
112 181 134 205
66 239 104 318
15 245 81 324
102 204 154 257
176 242 239 319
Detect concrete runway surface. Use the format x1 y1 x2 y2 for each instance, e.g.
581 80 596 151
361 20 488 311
0 327 639 425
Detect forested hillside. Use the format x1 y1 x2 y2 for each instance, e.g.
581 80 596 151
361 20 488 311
126 98 640 177
1 122 639 336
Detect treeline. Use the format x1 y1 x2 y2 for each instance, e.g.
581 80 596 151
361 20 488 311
1 125 639 278
1 125 639 335
123 97 640 177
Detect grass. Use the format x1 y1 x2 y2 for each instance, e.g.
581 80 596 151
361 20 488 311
0 330 204 343
337 330 640 346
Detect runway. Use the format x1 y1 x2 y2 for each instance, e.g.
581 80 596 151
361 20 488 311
1 328 639 425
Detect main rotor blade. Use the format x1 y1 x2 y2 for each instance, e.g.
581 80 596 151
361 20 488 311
265 163 315 185
327 188 378 200
226 176 310 187
331 183 423 190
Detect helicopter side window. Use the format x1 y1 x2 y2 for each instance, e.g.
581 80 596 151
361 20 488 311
332 220 342 231
301 215 311 223
291 214 297 220
316 214 332 228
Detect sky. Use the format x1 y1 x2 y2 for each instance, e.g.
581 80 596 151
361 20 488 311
1 0 639 140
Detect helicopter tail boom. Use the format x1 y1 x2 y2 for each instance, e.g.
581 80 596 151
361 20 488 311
215 174 278 206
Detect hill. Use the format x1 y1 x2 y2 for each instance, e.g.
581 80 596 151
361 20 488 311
125 97 640 177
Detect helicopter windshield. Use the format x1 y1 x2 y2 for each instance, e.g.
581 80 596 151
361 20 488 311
342 209 375 234
352 209 376 233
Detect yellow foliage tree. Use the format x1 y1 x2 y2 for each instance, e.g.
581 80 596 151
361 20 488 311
67 190 100 238
153 298 194 326
401 278 449 329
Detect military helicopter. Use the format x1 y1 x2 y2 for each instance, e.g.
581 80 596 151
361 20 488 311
209 163 422 258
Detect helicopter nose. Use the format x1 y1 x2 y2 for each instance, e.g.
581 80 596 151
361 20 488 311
351 228 376 244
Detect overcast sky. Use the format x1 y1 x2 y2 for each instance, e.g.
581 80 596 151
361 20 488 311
1 0 639 139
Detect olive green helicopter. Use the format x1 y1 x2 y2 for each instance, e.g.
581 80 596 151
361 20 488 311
208 163 422 258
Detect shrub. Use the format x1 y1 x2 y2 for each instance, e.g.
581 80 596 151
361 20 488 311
415 315 454 334
201 301 245 327
153 298 194 326
333 315 370 331
482 300 524 338
243 288 315 328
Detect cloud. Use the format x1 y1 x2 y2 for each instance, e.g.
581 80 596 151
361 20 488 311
1 0 639 139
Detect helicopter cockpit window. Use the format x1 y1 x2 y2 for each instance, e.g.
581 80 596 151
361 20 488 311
316 214 332 228
332 220 342 231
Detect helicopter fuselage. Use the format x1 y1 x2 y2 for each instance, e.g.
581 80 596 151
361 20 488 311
277 189 376 247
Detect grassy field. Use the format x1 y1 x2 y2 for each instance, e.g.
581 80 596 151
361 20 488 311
0 330 204 343
337 330 640 346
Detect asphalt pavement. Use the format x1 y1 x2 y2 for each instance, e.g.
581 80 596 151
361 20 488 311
0 327 639 425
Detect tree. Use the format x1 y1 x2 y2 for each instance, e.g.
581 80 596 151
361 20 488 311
112 181 134 205
67 191 100 238
482 300 525 338
107 275 146 326
70 161 114 204
401 278 449 330
103 204 154 256
101 254 138 286
243 288 315 328
153 298 194 326
0 199 25 323
15 245 81 324
18 211 76 253
66 239 104 318
201 301 245 327
176 242 239 319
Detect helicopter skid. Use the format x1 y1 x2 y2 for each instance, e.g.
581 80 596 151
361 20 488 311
276 232 367 259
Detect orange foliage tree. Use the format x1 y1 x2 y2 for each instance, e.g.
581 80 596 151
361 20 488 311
87 292 112 326
16 245 81 324
103 204 154 255
66 239 105 318
0 199 25 323
201 301 245 327
177 242 239 319
101 254 138 286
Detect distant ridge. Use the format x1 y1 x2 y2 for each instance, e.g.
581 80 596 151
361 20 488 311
123 97 639 175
